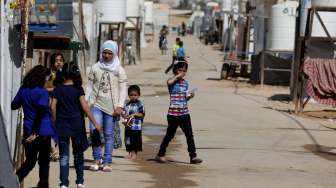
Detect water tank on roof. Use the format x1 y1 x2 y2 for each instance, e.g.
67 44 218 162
222 0 232 12
312 0 336 7
268 1 298 51
144 1 153 24
300 0 336 37
127 0 140 17
95 0 126 23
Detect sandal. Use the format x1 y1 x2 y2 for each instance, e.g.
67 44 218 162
89 164 99 171
102 165 112 172
190 157 202 164
155 156 166 163
50 150 59 161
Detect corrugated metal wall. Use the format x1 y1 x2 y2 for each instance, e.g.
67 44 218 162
0 0 22 155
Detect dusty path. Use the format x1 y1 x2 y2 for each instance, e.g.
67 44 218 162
25 34 336 188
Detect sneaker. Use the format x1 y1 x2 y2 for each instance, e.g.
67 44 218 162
155 156 166 163
89 164 99 171
60 185 68 188
190 157 202 164
77 184 85 188
102 165 112 172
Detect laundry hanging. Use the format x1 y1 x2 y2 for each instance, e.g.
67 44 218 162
303 58 336 107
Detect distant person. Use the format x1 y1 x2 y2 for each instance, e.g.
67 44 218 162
46 53 65 161
12 65 57 188
165 38 181 74
176 41 185 59
155 61 202 164
86 40 128 172
181 22 186 36
122 85 145 160
159 25 169 49
51 63 101 188
46 53 65 92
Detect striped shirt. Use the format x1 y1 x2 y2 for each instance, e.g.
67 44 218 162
124 100 145 130
168 79 189 116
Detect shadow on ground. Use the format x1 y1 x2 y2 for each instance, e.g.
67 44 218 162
303 144 336 161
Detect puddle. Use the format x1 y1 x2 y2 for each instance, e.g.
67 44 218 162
135 122 198 188
142 125 167 136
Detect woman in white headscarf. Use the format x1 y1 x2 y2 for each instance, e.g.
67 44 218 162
86 40 127 172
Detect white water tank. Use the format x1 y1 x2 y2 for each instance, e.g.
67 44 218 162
95 0 126 23
144 1 153 24
268 1 298 51
312 0 336 7
300 0 336 37
222 0 232 11
127 0 140 17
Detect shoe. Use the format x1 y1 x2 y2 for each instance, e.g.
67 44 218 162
60 185 68 188
77 184 85 188
89 164 99 171
102 165 112 172
190 157 202 164
155 156 166 163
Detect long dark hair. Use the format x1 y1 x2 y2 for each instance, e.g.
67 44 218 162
61 62 82 88
49 53 64 68
22 65 48 88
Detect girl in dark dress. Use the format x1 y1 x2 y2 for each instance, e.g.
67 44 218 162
51 63 101 188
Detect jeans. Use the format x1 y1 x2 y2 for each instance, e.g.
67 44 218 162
90 106 116 164
158 114 197 158
59 136 84 186
16 136 51 188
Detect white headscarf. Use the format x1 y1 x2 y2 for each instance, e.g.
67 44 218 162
99 40 120 73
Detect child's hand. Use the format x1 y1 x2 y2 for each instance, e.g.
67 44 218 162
95 124 102 131
176 72 185 79
25 134 38 144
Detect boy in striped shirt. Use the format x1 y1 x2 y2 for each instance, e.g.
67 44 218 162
156 61 202 164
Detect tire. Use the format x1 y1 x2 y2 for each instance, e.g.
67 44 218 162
221 64 230 79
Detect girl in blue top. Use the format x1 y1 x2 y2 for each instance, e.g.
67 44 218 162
51 63 101 188
11 65 57 188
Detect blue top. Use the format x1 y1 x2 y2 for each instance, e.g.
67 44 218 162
11 87 56 137
52 84 85 137
124 100 145 130
176 47 185 58
168 79 189 116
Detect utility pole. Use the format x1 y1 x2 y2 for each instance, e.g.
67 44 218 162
78 0 86 74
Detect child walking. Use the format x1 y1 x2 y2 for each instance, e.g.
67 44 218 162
11 65 57 188
122 85 145 160
156 61 202 164
51 63 101 188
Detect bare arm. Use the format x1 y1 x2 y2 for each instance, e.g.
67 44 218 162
130 113 144 118
167 72 184 85
79 96 101 130
51 98 57 122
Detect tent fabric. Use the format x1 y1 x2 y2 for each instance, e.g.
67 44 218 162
304 58 336 107
0 110 19 188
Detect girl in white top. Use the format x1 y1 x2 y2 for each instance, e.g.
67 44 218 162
86 40 128 172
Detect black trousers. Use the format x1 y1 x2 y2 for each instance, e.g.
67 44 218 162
158 114 197 158
16 136 51 188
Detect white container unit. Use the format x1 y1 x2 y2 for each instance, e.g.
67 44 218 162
95 0 126 23
268 1 298 51
311 0 336 7
222 0 232 12
127 0 140 17
300 0 336 37
144 1 154 24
